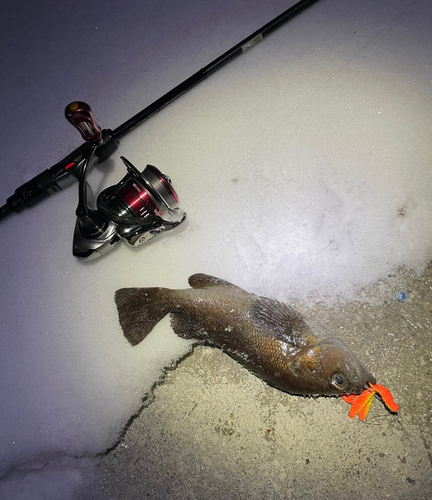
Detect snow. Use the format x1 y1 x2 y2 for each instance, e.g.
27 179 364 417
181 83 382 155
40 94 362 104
0 0 431 497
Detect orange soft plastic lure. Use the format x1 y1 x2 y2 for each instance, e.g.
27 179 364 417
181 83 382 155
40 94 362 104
342 383 399 421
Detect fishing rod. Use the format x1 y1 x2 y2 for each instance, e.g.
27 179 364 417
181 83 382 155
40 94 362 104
0 0 320 259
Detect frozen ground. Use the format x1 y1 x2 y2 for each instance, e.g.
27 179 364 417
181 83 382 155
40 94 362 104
0 0 431 498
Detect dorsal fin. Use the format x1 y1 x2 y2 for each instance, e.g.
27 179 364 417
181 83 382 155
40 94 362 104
188 273 247 293
249 296 310 347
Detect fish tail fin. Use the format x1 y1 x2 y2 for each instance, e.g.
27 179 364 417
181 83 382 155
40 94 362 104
115 287 172 346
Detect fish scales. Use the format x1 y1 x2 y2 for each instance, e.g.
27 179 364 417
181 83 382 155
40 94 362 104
168 288 305 388
115 273 375 396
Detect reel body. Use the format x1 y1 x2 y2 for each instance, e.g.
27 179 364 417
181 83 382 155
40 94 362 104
65 102 186 260
97 157 186 247
73 155 186 260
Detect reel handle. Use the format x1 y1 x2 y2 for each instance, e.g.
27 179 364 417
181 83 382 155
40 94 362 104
65 101 102 143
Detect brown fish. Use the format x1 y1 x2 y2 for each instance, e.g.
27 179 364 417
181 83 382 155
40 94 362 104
115 273 375 396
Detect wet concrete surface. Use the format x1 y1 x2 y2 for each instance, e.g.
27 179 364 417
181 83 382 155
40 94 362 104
93 263 431 499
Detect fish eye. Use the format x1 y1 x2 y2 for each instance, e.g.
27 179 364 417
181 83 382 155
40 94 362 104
331 373 347 390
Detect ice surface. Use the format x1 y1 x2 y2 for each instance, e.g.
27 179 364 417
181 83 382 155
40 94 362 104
0 0 431 497
0 457 97 500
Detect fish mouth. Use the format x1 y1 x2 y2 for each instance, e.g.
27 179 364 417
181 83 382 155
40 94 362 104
348 361 376 393
350 366 376 394
365 372 377 387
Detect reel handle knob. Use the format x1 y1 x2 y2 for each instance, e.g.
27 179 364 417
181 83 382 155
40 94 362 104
65 101 102 143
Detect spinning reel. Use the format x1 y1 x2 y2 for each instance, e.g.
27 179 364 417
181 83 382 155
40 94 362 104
65 102 186 260
1 0 318 262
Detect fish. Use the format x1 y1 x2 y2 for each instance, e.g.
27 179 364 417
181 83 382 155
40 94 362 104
115 273 376 396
